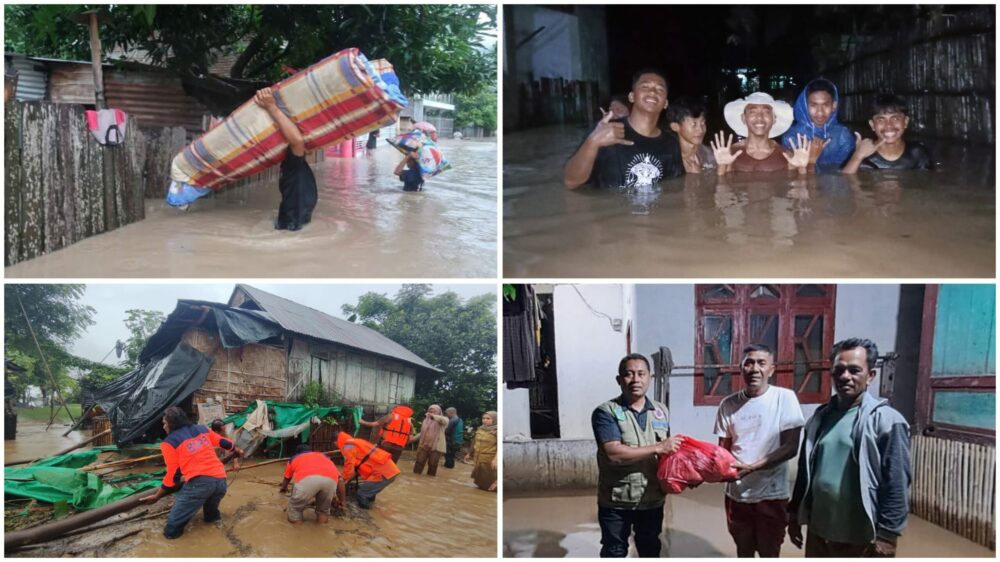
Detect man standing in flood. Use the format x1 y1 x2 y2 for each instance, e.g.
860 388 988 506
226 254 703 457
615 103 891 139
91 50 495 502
591 353 684 557
712 92 812 174
715 344 805 557
564 69 685 190
781 78 856 171
788 338 911 557
444 407 464 469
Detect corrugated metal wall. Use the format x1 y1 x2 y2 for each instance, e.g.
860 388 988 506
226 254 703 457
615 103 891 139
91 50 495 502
7 56 47 101
104 70 209 133
47 63 97 105
287 338 417 407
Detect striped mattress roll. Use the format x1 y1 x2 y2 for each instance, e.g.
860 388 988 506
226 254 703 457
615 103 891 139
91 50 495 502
169 48 407 193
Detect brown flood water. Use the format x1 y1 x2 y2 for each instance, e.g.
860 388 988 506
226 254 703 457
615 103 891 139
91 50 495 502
503 126 995 278
503 487 993 558
8 444 497 558
4 423 85 464
6 139 497 278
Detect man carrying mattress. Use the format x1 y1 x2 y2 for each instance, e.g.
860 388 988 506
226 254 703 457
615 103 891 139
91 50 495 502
253 87 317 231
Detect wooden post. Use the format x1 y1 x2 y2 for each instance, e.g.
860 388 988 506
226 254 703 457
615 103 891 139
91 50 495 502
86 11 105 109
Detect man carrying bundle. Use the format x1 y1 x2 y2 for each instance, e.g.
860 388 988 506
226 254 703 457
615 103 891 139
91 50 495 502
253 87 317 232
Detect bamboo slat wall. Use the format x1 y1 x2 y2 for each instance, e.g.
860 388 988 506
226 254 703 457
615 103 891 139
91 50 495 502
4 101 185 266
910 434 995 549
182 328 287 414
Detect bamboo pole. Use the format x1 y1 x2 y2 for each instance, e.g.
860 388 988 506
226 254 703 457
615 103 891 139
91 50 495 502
18 297 76 427
5 491 156 549
4 429 112 467
82 452 160 472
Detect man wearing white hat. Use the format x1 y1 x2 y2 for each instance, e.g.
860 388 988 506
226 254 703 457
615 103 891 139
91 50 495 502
711 92 812 175
564 68 684 190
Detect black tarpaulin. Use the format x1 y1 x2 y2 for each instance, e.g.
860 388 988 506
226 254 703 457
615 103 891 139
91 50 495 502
94 342 213 446
212 308 283 348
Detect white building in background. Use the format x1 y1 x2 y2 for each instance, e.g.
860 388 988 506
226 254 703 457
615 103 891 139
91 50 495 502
398 93 456 138
503 283 903 490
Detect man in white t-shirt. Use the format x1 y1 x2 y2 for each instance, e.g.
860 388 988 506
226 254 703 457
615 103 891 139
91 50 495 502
714 344 805 557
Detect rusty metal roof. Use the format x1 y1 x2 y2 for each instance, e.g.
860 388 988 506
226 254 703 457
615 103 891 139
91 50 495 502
233 284 441 373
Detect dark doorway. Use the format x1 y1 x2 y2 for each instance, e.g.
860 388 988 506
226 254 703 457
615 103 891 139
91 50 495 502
529 292 560 438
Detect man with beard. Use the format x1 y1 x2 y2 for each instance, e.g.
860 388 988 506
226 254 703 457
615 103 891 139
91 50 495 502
712 92 812 174
788 338 911 557
564 69 684 190
591 354 684 557
714 344 805 557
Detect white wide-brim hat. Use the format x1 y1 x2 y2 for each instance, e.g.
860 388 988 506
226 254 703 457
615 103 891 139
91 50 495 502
723 92 794 139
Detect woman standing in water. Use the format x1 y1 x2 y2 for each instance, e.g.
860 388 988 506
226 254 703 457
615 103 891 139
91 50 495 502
466 411 498 492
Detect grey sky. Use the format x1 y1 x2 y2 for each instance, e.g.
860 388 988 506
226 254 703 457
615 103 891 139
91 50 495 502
70 283 495 364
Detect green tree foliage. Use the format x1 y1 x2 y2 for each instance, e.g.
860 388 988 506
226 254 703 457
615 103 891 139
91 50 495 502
4 5 496 111
342 285 496 425
121 308 165 368
454 87 498 134
4 284 95 406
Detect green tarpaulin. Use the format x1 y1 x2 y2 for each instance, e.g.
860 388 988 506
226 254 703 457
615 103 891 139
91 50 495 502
4 447 164 511
222 401 362 441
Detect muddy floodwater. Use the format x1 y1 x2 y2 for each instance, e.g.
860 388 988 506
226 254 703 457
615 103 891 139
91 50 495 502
5 423 84 464
503 126 994 277
503 487 992 558
7 433 497 558
6 139 496 278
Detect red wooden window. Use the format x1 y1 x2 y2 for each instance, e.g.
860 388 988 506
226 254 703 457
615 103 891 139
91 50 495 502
695 284 836 406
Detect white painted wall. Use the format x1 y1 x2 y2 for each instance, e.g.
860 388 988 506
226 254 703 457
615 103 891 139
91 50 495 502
635 284 903 442
505 284 903 445
503 284 632 442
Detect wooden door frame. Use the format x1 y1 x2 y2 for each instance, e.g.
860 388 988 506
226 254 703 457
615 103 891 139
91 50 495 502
916 285 996 446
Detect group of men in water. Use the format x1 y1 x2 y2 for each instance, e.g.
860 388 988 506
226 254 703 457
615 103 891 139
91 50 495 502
565 69 931 191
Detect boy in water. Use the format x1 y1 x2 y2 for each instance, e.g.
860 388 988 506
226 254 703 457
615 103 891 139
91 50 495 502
253 88 317 231
665 96 716 173
843 94 932 173
394 152 424 192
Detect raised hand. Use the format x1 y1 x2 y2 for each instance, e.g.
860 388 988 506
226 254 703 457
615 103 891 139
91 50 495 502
587 110 634 148
852 132 884 160
253 87 277 111
808 137 832 165
710 131 743 166
783 133 812 169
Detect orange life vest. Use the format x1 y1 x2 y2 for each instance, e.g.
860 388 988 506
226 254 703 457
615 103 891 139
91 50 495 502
337 433 397 480
378 407 413 447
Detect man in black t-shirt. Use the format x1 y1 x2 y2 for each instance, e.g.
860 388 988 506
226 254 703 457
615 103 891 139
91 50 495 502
254 88 318 231
564 69 684 190
842 94 932 174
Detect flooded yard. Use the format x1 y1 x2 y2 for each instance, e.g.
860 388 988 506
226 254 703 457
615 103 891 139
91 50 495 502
503 487 993 558
503 125 994 278
6 425 497 557
5 139 497 278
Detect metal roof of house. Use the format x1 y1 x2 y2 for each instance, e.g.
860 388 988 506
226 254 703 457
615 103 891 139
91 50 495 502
232 284 441 373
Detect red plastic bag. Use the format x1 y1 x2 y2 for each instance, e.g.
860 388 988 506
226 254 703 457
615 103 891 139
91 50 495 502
656 435 739 494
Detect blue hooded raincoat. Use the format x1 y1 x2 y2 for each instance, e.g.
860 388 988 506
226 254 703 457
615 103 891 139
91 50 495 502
781 79 856 170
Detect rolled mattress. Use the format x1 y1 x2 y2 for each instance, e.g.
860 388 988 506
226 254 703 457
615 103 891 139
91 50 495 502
167 48 407 205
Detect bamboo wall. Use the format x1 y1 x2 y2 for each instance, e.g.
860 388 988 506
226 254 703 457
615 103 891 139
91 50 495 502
825 7 995 143
182 328 288 415
910 434 995 549
4 101 185 266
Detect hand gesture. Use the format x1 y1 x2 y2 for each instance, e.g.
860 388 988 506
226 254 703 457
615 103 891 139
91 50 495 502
710 132 743 166
788 513 804 549
253 88 277 111
587 110 634 148
853 132 884 160
783 134 812 169
657 435 685 455
808 137 831 165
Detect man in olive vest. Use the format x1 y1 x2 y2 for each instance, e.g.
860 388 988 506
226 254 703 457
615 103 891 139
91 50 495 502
591 353 684 557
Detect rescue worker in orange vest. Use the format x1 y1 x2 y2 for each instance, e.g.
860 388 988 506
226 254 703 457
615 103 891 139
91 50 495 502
358 405 414 463
334 429 401 509
139 406 244 539
279 444 346 524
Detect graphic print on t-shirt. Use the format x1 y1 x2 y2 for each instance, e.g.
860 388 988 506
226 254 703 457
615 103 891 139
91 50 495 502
624 153 664 188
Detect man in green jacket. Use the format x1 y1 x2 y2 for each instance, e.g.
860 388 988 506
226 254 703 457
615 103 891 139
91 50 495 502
591 353 684 557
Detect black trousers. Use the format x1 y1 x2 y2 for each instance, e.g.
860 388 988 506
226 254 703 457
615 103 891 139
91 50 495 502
597 504 664 557
444 441 460 468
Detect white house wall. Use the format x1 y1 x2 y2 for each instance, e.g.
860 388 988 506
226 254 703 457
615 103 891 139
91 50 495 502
506 284 903 490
